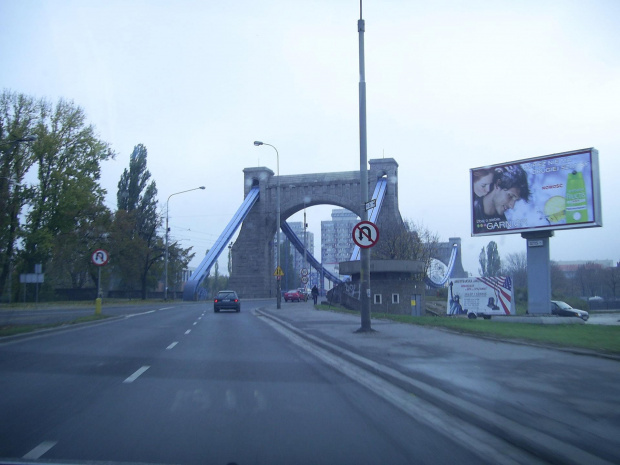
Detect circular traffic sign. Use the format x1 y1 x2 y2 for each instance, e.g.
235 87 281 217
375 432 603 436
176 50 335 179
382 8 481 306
301 276 309 284
300 268 309 277
352 221 379 248
91 249 110 266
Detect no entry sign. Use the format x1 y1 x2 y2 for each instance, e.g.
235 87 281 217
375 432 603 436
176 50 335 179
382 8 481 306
352 221 379 249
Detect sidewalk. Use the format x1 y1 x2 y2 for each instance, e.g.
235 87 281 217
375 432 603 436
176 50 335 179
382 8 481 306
258 301 619 465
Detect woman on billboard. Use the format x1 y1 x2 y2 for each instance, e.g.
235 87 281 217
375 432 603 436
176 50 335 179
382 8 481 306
473 165 530 232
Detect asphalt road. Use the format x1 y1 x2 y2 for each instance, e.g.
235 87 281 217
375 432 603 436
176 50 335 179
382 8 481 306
1 300 493 465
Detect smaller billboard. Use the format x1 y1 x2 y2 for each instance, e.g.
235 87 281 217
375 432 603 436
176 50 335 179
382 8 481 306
447 277 515 317
471 148 602 236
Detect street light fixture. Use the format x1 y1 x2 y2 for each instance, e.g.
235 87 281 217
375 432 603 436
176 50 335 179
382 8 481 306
254 140 281 309
165 186 206 300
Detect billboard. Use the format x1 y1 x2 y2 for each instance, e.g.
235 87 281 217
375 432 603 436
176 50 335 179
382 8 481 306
471 148 602 236
447 277 515 317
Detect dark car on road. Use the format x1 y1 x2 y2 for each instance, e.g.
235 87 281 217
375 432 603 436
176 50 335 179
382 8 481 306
284 289 307 302
551 300 589 321
214 290 240 313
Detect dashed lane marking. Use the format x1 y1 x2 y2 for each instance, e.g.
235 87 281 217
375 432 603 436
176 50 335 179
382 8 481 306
123 366 150 384
23 441 57 459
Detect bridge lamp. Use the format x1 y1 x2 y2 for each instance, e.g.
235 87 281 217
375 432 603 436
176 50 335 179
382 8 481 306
254 140 281 309
165 186 206 300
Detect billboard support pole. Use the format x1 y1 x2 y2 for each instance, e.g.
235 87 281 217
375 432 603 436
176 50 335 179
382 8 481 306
522 231 554 314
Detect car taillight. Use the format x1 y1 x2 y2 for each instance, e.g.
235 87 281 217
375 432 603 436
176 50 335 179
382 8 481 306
234 299 238 302
214 299 219 303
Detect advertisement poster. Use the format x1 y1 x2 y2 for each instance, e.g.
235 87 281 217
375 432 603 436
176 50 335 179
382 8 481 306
471 148 602 236
447 277 515 317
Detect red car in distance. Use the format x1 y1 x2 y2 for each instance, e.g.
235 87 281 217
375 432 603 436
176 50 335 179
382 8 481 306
284 289 307 302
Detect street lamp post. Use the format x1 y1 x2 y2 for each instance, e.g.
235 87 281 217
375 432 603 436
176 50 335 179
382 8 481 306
357 2 372 332
165 186 205 300
254 141 281 309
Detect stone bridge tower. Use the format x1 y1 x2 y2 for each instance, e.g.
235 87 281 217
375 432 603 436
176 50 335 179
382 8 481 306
226 157 466 297
227 158 402 298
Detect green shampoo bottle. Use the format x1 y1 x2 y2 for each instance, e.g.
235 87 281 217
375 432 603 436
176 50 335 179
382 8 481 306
565 170 588 223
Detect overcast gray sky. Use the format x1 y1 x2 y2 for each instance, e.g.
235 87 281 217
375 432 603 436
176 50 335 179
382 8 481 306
1 0 618 276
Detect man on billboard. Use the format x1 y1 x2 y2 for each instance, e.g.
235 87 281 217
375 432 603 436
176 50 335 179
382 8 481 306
473 165 530 232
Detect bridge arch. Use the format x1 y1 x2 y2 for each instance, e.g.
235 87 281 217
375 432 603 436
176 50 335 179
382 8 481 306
227 159 402 298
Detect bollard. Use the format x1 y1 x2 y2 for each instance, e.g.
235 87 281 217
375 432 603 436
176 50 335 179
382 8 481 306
95 297 102 315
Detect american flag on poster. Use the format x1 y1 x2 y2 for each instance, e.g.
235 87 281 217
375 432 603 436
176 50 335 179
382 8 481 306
446 277 515 316
477 276 513 315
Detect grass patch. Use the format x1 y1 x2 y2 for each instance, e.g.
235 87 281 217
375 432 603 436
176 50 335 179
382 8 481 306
316 304 620 354
0 299 165 312
0 314 110 338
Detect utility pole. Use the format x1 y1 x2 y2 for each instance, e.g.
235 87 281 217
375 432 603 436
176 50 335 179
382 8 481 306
357 0 372 332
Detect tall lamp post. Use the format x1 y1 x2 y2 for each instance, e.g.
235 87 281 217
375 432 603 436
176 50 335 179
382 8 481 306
165 186 205 300
254 140 281 309
357 1 372 331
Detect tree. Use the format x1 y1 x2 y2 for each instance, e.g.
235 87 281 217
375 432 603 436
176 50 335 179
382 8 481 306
602 265 620 299
574 262 604 298
0 91 40 300
503 252 527 288
167 241 195 298
112 144 162 299
551 261 570 298
16 96 113 294
479 241 501 277
372 219 440 278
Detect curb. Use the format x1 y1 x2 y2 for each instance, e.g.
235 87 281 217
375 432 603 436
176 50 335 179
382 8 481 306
257 308 615 465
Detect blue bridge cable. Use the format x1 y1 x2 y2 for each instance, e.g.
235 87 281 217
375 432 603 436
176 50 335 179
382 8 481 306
350 177 387 261
280 222 343 285
183 186 260 301
425 243 458 288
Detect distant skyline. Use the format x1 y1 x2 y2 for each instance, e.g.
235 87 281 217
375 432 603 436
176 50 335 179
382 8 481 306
1 0 618 277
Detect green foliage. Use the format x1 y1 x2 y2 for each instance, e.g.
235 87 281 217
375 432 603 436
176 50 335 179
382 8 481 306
1 92 113 298
0 91 41 299
22 98 112 268
318 307 620 354
479 241 501 277
111 145 165 298
167 242 195 296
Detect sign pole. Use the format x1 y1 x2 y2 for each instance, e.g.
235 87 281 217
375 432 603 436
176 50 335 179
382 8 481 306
357 1 372 332
91 249 109 315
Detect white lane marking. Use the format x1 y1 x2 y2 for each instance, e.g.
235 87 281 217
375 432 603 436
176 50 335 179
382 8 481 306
166 342 178 350
185 330 191 335
159 307 173 311
193 322 197 326
125 310 156 318
123 366 150 384
23 441 57 459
